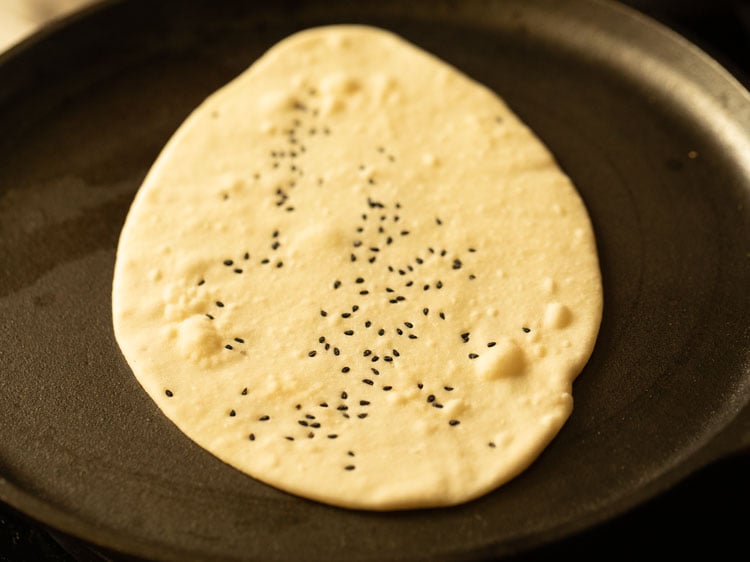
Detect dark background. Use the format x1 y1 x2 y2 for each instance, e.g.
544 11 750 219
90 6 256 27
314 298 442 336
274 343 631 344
1 0 748 560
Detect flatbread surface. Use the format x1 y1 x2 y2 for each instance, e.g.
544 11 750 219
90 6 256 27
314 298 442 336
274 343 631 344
112 25 603 510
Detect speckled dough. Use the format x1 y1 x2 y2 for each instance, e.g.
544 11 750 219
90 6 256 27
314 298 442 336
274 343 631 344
112 25 603 510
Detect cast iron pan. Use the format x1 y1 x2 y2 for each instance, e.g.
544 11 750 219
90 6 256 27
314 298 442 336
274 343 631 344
0 0 748 560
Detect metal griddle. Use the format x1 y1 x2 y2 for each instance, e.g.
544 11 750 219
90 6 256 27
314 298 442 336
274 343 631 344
0 1 748 560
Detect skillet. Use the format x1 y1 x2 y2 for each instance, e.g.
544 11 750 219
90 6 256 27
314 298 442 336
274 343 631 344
0 0 748 560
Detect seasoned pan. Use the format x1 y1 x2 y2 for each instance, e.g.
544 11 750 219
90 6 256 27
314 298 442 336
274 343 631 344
0 0 748 560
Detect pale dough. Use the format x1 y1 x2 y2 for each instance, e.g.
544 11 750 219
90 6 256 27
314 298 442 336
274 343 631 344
112 25 602 510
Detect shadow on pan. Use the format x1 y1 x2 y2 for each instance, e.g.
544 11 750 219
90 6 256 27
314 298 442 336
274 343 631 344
0 0 748 560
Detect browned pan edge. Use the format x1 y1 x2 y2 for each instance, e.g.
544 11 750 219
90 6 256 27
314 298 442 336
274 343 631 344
0 0 748 560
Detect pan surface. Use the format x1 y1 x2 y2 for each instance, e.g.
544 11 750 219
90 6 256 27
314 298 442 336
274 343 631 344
0 0 748 560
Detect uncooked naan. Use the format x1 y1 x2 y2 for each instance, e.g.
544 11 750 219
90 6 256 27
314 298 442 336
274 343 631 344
112 25 602 510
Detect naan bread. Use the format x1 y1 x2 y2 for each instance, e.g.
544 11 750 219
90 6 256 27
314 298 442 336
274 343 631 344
112 25 602 510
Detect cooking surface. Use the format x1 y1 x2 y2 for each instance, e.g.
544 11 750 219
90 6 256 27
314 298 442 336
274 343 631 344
0 0 748 560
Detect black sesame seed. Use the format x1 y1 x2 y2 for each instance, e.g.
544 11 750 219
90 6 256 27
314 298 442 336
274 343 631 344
523 327 531 333
216 301 224 307
489 442 496 448
452 259 462 270
235 337 244 343
371 368 380 375
360 400 370 406
345 465 355 471
321 310 328 317
350 254 357 262
423 284 430 291
427 394 436 403
353 240 363 247
344 330 354 336
241 388 248 395
308 350 317 357
362 379 374 385
436 217 443 225
342 367 350 373
358 413 368 419
205 314 214 320
352 305 359 312
432 403 443 409
436 281 443 289
249 433 255 441
378 328 385 336
469 274 476 280
383 386 393 391
328 434 338 439
365 320 372 328
408 334 418 340
295 404 301 410
359 290 369 295
487 341 496 347
298 420 308 427
423 308 429 316
225 344 233 350
461 332 470 343
363 350 372 357
276 261 284 268
223 259 234 266
233 268 243 274
310 422 321 428
384 356 393 362
449 419 460 426
417 383 424 389
386 287 395 293
320 402 329 408
342 312 351 318
439 312 446 320
198 279 205 286
165 389 173 397
341 391 348 399
337 405 348 411
334 347 340 356
468 353 479 359
319 336 326 343
286 436 294 441
259 415 270 421
404 322 414 328
356 277 365 284
333 280 341 289
397 328 403 335
392 349 400 357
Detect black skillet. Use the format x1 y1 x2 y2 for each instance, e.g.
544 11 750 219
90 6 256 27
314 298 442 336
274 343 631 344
1 0 748 560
